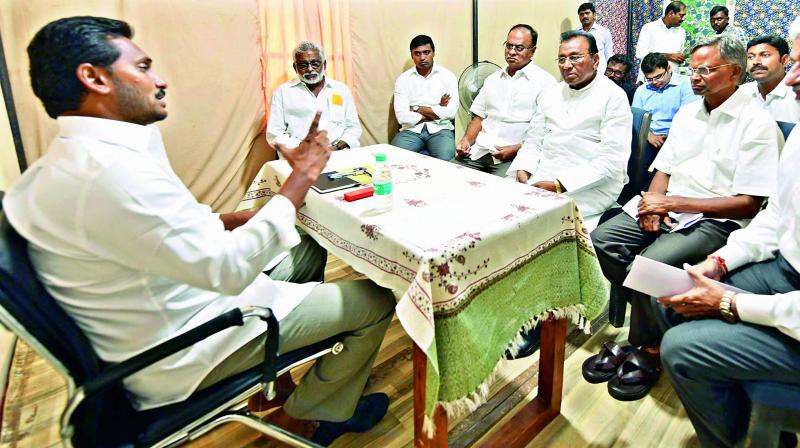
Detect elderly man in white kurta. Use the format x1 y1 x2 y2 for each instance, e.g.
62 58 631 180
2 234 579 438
636 1 687 82
454 24 557 176
509 31 632 232
267 41 362 151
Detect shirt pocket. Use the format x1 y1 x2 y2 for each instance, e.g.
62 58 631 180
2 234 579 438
327 93 346 123
509 86 538 122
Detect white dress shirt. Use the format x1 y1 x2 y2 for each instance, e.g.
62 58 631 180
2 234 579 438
714 128 800 341
393 63 459 133
267 77 361 149
652 88 781 227
577 22 615 75
635 19 686 81
508 75 632 227
468 61 557 162
2 116 317 410
740 78 800 123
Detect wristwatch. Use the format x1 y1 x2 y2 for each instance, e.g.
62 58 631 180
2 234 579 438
719 290 738 323
412 105 419 112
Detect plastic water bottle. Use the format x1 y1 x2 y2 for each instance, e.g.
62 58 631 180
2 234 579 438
373 152 393 212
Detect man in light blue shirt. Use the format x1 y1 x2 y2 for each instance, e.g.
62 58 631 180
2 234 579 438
633 52 698 184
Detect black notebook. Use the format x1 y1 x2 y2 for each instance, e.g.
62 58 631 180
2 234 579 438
311 170 364 194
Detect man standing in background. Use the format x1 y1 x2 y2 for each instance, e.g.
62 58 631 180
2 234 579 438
636 1 687 82
576 2 615 76
710 5 748 46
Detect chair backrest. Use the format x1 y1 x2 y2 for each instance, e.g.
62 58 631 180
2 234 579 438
0 211 101 385
777 121 795 141
618 107 652 204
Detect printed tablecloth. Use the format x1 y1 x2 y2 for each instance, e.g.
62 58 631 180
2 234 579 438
238 144 609 423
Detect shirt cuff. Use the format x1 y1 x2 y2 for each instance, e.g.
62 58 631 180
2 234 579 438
431 105 450 121
254 194 301 250
735 293 778 326
713 244 754 272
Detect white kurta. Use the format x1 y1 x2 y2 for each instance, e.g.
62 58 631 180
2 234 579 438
267 78 362 149
715 128 800 341
3 116 317 409
393 63 459 133
508 74 632 226
468 61 557 161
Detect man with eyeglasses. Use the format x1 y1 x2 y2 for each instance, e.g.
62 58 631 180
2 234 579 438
632 52 698 183
509 30 631 232
710 5 748 46
605 54 636 104
454 24 556 175
391 35 459 160
741 35 800 123
635 1 687 82
267 41 362 152
576 2 614 76
653 16 800 447
589 34 780 402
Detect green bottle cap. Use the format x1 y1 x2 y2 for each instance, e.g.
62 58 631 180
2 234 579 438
375 153 387 162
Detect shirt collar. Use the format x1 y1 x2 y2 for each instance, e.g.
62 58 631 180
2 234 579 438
701 87 749 117
57 116 156 153
503 61 537 79
566 71 602 95
411 63 440 78
645 73 682 91
767 76 793 98
288 77 332 89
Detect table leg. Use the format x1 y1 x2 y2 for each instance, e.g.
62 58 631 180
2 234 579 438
413 343 448 448
478 318 567 447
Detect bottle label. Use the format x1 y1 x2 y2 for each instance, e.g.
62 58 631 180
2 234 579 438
374 180 392 195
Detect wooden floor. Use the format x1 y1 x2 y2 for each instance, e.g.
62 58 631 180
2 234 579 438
1 256 707 448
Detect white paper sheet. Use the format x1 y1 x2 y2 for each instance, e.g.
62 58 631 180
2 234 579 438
621 195 703 233
622 255 750 297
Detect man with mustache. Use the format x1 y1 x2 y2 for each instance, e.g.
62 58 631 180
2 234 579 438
454 24 556 175
576 2 614 76
656 16 800 447
4 17 394 445
589 34 780 402
741 35 800 123
391 35 459 160
710 5 748 46
268 41 362 152
635 1 687 82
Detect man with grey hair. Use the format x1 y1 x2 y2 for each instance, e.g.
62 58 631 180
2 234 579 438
654 18 800 446
587 34 780 402
267 41 361 151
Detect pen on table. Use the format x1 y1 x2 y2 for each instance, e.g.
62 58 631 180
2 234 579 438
328 168 369 180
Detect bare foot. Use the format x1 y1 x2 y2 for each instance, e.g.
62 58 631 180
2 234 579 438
264 408 319 439
248 373 297 412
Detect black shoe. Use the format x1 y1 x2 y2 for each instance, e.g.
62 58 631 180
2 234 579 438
505 326 541 360
311 393 390 446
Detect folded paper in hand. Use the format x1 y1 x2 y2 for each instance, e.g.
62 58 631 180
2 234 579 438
622 255 749 298
621 195 703 233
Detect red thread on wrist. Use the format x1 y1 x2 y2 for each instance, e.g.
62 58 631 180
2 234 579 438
708 255 728 275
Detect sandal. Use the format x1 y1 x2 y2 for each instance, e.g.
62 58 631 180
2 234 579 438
607 349 662 401
581 341 634 384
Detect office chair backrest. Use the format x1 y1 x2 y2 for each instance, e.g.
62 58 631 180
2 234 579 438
617 107 652 205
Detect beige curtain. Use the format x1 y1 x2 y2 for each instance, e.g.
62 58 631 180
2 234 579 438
0 0 267 212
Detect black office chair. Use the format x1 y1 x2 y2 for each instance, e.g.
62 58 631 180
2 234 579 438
0 209 342 447
617 107 653 207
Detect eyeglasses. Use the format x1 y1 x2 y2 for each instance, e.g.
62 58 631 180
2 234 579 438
503 42 534 53
295 60 323 70
686 63 735 77
556 53 592 66
645 70 668 83
605 68 626 77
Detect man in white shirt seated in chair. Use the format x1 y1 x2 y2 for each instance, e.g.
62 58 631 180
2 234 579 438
509 30 632 232
4 16 392 446
587 34 780 402
453 24 556 176
267 41 362 152
741 35 800 124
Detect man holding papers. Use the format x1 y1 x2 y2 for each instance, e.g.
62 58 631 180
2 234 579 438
588 34 780 401
655 19 800 447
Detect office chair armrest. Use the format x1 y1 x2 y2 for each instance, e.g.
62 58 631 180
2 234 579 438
82 306 273 399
